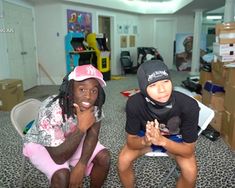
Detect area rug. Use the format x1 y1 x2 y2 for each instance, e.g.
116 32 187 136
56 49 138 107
120 88 140 97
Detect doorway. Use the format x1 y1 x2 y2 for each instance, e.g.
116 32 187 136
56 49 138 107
98 15 116 75
3 1 37 90
98 16 111 50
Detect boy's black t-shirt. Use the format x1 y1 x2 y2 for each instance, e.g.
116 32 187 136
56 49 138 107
125 91 200 143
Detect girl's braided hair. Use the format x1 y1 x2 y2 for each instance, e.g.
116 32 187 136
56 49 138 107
52 73 106 122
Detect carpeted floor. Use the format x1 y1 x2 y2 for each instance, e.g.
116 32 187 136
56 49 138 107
1 72 235 188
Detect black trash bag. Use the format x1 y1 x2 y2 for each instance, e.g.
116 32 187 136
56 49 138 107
202 62 211 72
201 124 220 141
181 77 202 94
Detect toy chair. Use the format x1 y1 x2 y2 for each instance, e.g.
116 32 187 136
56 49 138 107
10 98 42 187
120 51 131 58
120 51 137 74
120 56 134 74
141 88 215 187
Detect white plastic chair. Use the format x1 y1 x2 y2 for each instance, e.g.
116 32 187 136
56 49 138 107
10 98 42 187
143 88 215 187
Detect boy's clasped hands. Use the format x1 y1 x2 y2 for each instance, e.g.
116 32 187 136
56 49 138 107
145 119 166 147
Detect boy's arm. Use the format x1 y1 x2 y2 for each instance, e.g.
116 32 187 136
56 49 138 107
126 132 152 150
158 136 196 157
148 121 196 158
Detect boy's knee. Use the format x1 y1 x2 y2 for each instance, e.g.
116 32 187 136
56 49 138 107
118 149 135 172
118 148 129 162
181 164 197 181
117 152 125 167
176 156 197 181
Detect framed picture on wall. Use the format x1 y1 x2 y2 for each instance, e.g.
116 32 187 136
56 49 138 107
175 33 207 71
123 25 129 34
67 9 92 35
120 36 127 48
129 35 135 47
133 25 138 34
117 24 123 34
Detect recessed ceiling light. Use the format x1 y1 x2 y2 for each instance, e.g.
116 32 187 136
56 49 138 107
206 15 222 20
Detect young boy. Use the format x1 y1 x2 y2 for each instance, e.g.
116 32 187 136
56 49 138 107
23 64 110 188
118 60 200 188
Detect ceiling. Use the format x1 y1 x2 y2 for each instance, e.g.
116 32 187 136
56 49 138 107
63 0 226 15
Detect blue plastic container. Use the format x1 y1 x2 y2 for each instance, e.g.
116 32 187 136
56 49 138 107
204 81 225 93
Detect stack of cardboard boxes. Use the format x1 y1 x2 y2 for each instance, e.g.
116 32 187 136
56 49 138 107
0 79 24 111
200 22 235 150
221 64 235 150
202 81 225 134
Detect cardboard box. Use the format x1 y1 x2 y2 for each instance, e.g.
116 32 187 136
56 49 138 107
210 93 225 112
224 85 235 113
224 66 235 87
211 61 228 86
213 42 235 56
221 110 235 150
0 79 24 111
217 55 235 62
216 22 235 44
199 70 212 86
217 35 235 44
210 110 223 132
216 22 235 36
202 89 211 106
193 94 202 102
202 89 225 111
211 70 226 86
212 61 222 73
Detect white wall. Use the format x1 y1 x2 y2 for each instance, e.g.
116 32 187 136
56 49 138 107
0 0 9 79
112 12 140 70
137 14 194 68
34 2 65 84
138 14 194 46
34 2 141 84
1 1 200 84
94 9 141 74
138 15 155 47
176 15 194 33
